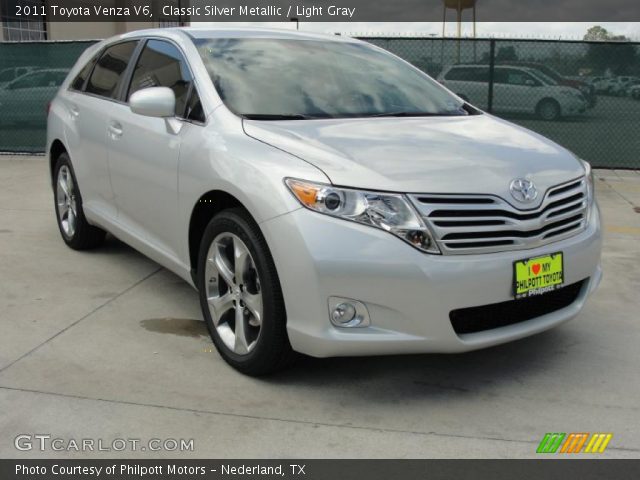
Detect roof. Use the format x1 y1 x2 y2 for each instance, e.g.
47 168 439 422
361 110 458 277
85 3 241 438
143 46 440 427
117 26 357 43
180 26 357 42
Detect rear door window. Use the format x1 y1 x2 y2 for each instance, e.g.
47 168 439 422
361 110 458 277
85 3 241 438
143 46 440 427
445 67 472 81
446 67 489 83
86 41 138 99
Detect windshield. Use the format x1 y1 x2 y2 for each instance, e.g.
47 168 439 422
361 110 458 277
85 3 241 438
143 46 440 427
194 38 467 119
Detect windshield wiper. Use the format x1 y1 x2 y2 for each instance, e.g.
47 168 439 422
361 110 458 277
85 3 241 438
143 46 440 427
368 110 467 118
242 113 318 120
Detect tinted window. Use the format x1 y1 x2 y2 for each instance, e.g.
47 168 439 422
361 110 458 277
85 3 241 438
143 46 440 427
128 40 192 117
495 69 537 86
445 67 488 82
86 41 138 99
185 88 205 123
195 38 466 118
71 55 98 91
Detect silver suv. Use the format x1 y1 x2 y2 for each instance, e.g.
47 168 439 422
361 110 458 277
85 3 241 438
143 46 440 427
47 28 602 375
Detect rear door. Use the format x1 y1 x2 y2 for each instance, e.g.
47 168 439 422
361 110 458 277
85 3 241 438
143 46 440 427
106 38 201 259
493 68 539 113
63 41 139 219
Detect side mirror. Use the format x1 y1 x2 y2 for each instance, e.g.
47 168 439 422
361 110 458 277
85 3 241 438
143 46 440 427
130 87 175 118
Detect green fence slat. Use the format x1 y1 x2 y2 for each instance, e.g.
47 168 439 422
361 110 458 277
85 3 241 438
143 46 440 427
0 40 98 153
1 38 639 169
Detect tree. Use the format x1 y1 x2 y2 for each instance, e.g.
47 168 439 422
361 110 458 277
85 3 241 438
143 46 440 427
583 26 638 75
495 46 518 63
584 26 611 41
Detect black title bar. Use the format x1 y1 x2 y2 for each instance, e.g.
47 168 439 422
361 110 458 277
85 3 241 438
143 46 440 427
2 459 640 480
4 0 640 22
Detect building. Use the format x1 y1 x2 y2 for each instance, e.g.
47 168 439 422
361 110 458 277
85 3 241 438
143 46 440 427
0 0 185 41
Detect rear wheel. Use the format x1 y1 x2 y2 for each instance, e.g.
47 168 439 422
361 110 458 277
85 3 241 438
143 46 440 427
536 99 561 121
53 153 106 250
197 208 295 376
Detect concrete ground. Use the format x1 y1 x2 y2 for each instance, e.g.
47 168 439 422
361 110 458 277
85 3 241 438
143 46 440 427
0 155 639 459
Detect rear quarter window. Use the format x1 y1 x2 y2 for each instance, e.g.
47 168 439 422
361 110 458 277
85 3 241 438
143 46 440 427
71 55 99 91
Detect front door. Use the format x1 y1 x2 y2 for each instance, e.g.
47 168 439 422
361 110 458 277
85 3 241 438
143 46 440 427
106 39 196 260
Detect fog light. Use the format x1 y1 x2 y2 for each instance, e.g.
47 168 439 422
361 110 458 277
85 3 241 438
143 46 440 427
331 303 356 324
328 297 370 328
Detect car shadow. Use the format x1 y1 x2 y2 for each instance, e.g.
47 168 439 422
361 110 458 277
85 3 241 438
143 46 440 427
101 234 577 399
261 328 573 401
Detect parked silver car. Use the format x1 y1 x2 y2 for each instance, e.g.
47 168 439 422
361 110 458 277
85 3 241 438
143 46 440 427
47 28 602 375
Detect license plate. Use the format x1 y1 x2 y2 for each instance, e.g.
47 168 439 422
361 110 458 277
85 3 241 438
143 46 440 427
513 252 564 299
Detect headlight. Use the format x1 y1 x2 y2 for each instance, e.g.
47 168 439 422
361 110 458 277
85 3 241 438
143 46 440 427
581 159 595 218
285 178 440 254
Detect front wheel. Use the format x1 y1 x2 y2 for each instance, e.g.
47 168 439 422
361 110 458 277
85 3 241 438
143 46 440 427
536 99 561 121
197 208 295 376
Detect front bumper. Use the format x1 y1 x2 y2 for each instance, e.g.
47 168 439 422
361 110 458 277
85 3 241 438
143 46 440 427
260 204 602 358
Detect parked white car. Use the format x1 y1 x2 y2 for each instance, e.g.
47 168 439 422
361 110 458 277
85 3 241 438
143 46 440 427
47 28 602 375
0 65 39 88
629 84 640 100
0 69 67 127
590 77 611 93
438 64 587 120
597 76 640 96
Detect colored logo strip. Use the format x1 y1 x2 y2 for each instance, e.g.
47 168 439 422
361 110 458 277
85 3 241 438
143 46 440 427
537 433 566 453
537 433 613 454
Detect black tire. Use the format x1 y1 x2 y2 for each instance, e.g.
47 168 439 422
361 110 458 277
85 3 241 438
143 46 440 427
197 208 295 376
536 99 561 121
53 153 106 250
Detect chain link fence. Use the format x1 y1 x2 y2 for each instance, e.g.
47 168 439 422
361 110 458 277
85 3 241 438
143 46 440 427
1 37 639 168
0 40 97 152
364 37 640 169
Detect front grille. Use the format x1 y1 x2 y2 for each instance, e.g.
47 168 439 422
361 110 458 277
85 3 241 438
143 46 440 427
409 177 588 254
449 280 585 335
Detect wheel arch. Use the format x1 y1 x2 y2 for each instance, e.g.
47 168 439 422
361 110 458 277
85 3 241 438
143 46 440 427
535 97 562 116
49 139 68 185
188 189 251 279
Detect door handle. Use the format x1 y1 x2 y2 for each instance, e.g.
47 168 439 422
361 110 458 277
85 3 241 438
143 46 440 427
108 121 123 138
69 105 79 119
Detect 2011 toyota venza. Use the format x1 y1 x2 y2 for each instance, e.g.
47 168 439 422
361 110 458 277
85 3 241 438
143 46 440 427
47 28 602 375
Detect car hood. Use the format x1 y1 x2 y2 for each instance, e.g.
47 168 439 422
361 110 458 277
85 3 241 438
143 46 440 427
243 114 584 205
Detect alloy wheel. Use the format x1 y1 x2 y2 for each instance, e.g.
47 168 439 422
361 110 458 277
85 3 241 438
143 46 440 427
56 165 77 238
539 102 559 120
205 233 263 355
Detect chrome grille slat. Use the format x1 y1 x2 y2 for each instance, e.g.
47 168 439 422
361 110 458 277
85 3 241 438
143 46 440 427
409 177 588 255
